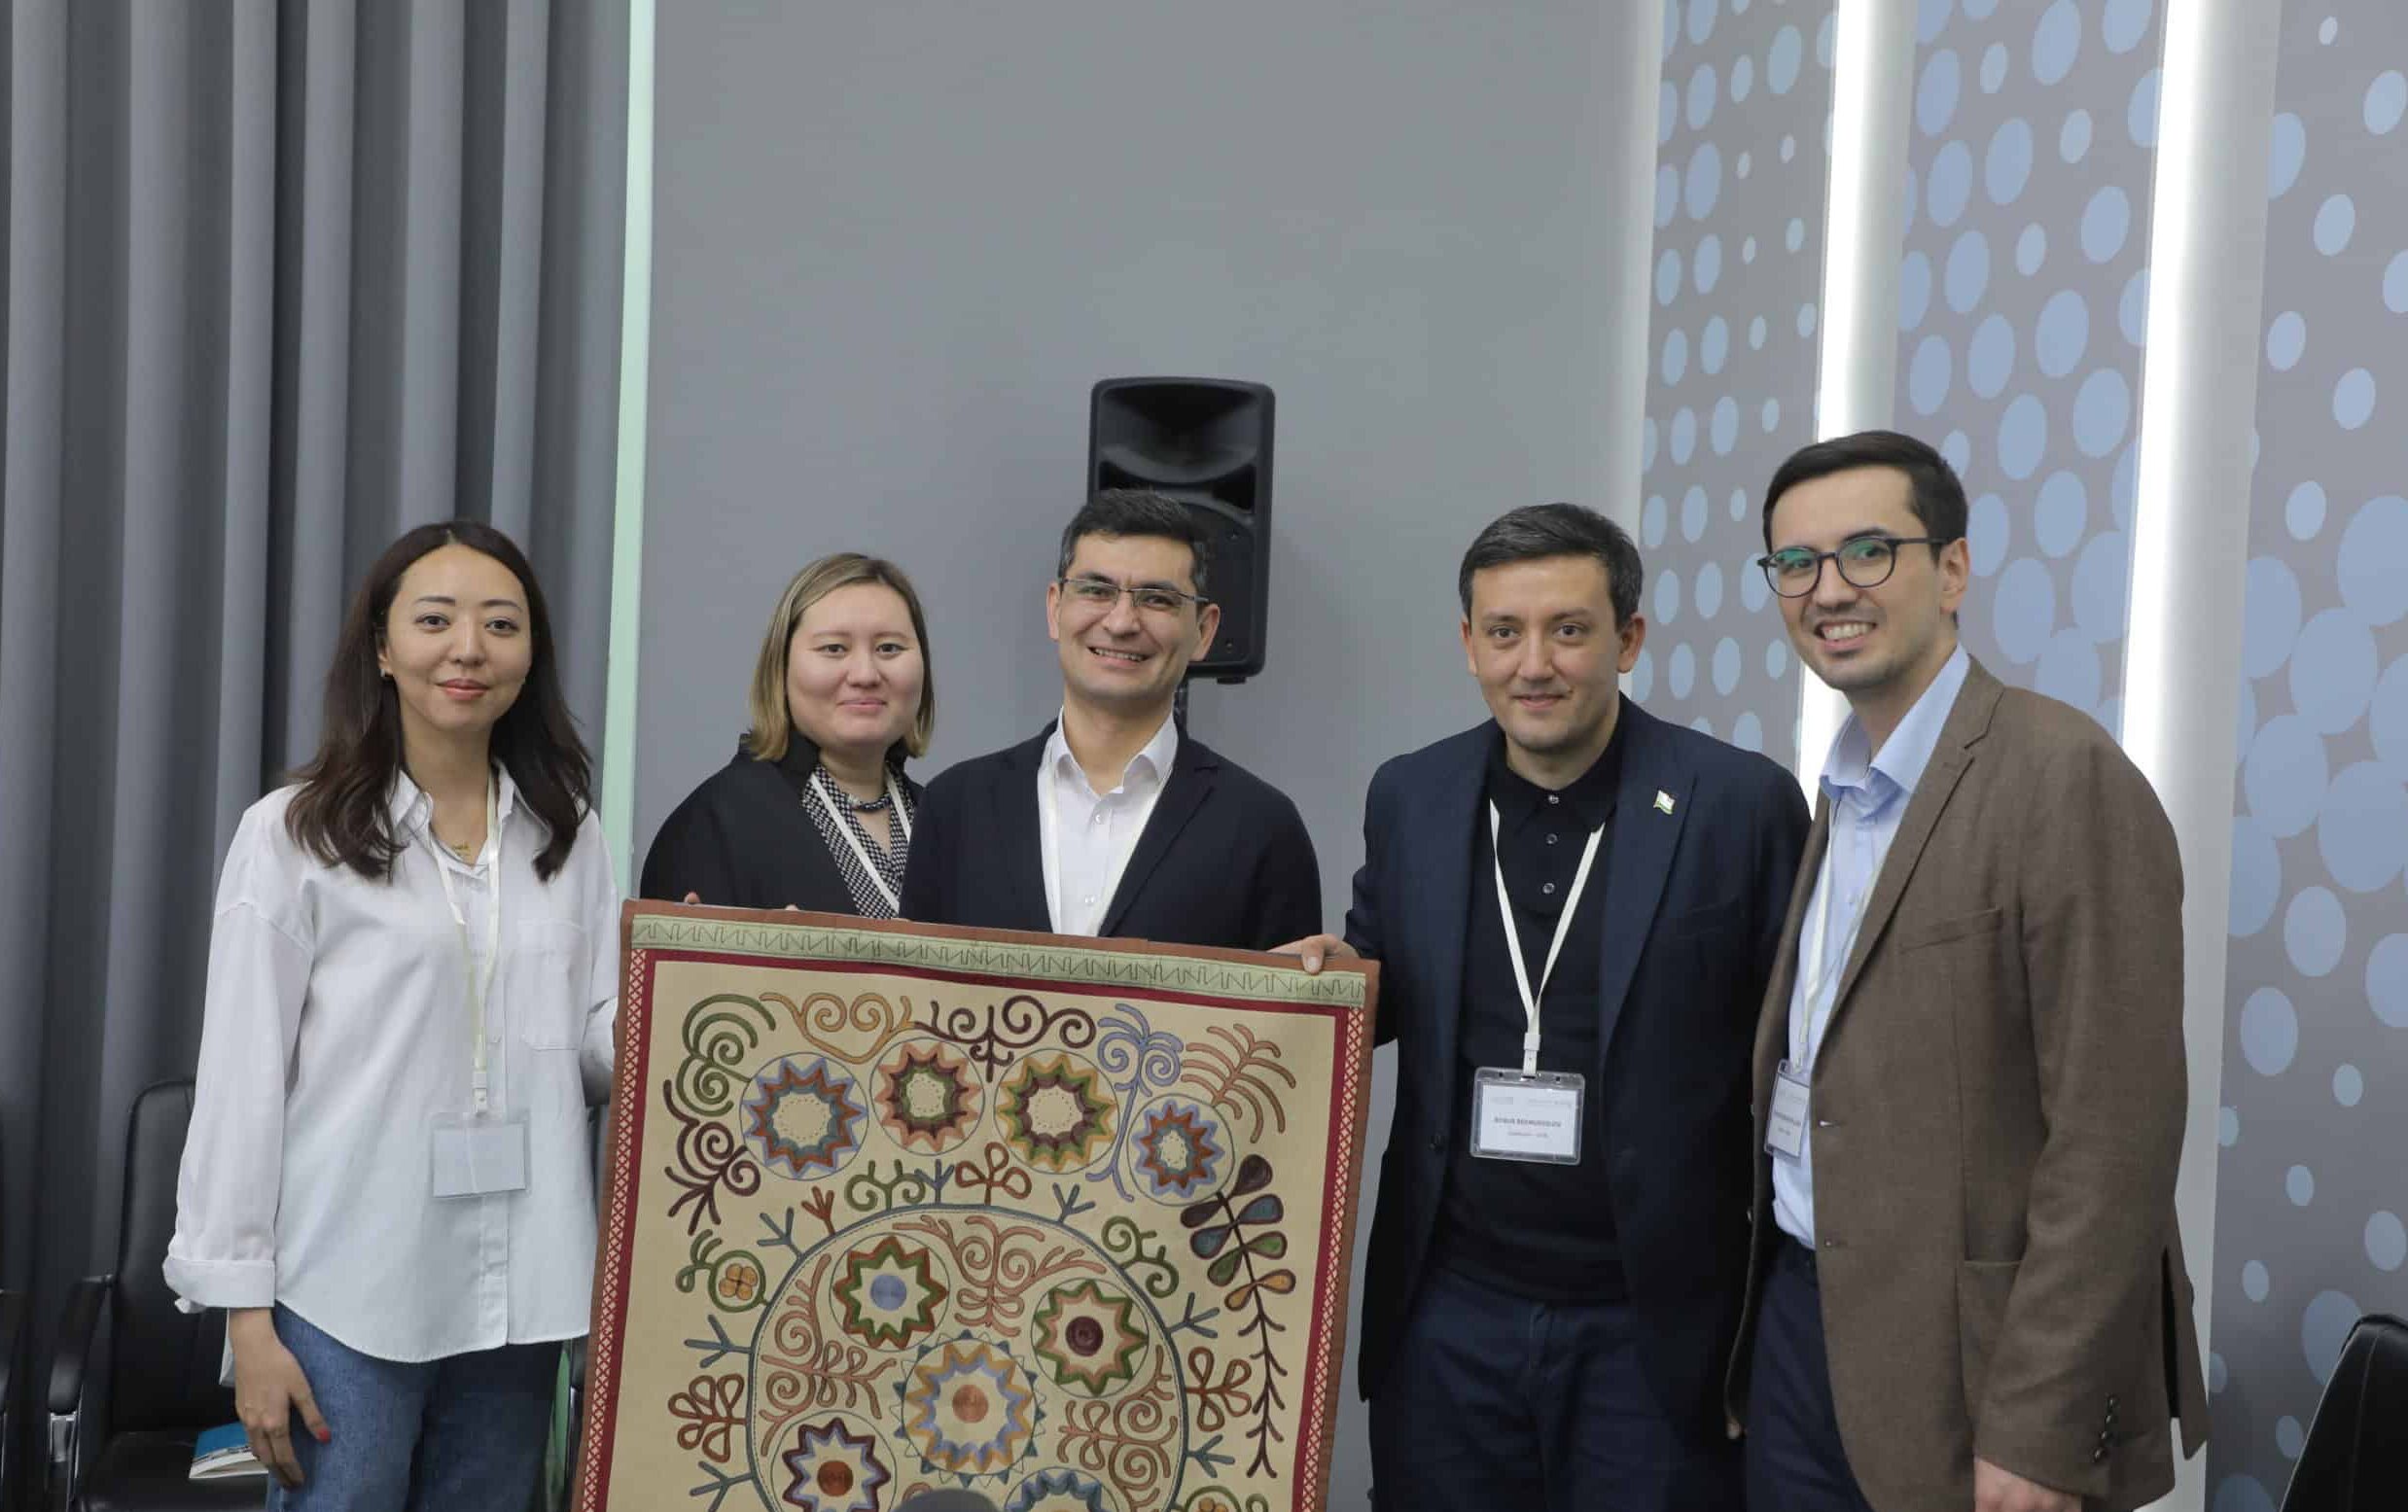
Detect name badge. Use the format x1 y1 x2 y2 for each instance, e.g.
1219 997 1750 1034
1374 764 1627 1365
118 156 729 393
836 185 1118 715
431 1111 531 1199
1766 1060 1811 1160
1470 1068 1584 1165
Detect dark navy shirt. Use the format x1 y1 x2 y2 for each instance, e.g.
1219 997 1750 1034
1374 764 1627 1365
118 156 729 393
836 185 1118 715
1426 719 1627 1302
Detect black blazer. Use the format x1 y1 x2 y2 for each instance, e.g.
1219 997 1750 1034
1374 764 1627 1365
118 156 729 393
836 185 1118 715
640 736 923 912
1346 699 1808 1436
899 723 1322 951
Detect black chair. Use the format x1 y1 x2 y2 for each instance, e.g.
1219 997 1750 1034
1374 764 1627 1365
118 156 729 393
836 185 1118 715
2281 1312 2408 1511
47 1079 254 1511
3 1121 28 1512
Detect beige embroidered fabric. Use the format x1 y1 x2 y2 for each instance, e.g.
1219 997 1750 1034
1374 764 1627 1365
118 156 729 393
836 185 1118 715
577 903 1378 1512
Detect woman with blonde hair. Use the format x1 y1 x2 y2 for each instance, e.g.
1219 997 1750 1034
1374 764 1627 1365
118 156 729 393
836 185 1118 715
641 553 934 914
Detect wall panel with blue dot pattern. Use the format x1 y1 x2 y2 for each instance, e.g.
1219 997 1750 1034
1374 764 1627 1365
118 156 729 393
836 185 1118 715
1638 0 1835 769
2212 7 2408 1507
1892 0 2160 734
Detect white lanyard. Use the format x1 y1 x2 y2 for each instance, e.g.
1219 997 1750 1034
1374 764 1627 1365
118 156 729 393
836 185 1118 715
428 776 503 1114
810 766 913 912
1490 801 1607 1074
1038 758 1151 936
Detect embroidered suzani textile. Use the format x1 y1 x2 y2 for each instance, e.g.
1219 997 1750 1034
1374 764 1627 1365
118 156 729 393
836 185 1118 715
578 905 1378 1512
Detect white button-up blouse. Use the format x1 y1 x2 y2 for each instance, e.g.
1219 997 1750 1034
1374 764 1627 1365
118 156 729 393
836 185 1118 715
164 768 619 1362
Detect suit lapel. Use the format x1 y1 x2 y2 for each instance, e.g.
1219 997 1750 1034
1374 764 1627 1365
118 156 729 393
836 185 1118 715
1754 803 1830 1101
992 729 1053 932
1824 664 2003 1022
1411 730 1487 1078
1100 735 1216 935
1595 705 1693 1067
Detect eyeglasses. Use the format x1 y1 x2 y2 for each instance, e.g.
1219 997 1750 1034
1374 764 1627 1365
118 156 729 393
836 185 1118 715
1054 577 1210 616
1755 536 1953 598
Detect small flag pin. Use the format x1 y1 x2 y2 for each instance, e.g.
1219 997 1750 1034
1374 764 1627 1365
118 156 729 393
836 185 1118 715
1653 790 1677 815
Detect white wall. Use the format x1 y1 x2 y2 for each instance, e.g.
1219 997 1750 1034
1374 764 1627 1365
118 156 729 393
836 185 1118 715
638 5 1663 1504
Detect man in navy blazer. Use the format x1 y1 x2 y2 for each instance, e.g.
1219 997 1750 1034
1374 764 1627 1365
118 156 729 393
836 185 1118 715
1287 503 1807 1510
900 488 1320 950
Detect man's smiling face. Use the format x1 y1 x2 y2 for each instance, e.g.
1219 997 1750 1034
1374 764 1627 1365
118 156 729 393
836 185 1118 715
1766 463 1967 706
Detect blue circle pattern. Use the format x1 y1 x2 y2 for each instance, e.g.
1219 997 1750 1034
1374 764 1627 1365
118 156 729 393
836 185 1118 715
2368 70 2408 135
1947 230 1991 311
1929 142 1974 227
2266 310 2306 371
2244 715 2328 840
2289 610 2377 736
2282 886 2346 976
2080 186 2131 262
2239 988 2299 1075
2032 2 2081 87
2036 290 2089 377
2369 1212 2408 1272
1899 251 1934 331
1910 334 1953 415
2333 369 2376 431
1997 395 2047 479
2338 498 2408 626
1987 118 2035 204
1920 50 1962 136
1969 314 2014 397
2035 472 2087 557
2267 113 2306 199
2060 109 2092 163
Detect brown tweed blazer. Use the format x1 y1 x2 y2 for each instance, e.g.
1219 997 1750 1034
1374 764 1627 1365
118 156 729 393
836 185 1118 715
1726 657 2209 1509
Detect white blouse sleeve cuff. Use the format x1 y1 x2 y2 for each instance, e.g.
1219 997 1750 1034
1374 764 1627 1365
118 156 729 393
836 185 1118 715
162 1253 277 1312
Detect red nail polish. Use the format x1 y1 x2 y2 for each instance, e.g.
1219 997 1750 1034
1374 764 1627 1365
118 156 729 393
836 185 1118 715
316 1428 332 1443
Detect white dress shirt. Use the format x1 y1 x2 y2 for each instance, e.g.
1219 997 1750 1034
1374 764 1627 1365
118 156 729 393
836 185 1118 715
1773 646 1970 1249
1038 710 1179 936
165 767 620 1362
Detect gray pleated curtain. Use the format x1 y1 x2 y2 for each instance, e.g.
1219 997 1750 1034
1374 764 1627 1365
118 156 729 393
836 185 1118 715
0 0 630 1404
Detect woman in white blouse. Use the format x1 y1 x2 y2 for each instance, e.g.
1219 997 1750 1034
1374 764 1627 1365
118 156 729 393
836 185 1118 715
166 521 618 1509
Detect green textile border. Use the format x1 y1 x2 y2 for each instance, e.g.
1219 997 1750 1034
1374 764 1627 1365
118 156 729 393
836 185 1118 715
630 913 1371 1010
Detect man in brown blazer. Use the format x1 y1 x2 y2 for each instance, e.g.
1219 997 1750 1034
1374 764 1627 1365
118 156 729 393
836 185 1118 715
1727 431 2208 1512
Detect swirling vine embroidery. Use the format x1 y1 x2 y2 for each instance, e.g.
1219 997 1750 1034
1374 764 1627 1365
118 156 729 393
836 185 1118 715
891 1211 1105 1332
924 992 1097 1078
752 1252 897 1449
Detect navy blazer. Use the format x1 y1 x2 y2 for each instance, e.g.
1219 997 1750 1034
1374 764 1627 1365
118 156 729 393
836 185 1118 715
1346 699 1808 1437
899 723 1322 951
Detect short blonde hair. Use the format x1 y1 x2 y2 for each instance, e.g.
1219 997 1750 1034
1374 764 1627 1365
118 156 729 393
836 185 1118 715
745 553 936 764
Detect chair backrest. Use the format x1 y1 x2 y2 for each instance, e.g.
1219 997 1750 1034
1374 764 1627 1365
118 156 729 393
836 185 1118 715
2282 1312 2408 1511
106 1079 234 1435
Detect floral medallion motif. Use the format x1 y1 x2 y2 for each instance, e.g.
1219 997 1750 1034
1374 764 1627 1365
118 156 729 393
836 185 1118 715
901 1336 1041 1477
1130 1096 1226 1202
1029 1279 1148 1397
995 1051 1116 1173
873 1038 983 1154
1005 1466 1117 1512
830 1235 950 1350
744 1055 867 1179
779 1415 892 1512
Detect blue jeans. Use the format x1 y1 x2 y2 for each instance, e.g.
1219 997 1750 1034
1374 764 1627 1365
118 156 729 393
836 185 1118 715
264 1305 559 1512
1368 1264 1739 1512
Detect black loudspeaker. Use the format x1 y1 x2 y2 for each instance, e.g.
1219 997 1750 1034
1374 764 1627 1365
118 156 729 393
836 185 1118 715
1087 377 1274 684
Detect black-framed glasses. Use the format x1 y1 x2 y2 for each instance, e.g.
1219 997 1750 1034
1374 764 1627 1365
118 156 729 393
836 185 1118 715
1754 536 1952 598
1054 576 1210 615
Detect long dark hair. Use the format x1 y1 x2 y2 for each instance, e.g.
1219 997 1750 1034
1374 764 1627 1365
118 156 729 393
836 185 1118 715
286 521 593 881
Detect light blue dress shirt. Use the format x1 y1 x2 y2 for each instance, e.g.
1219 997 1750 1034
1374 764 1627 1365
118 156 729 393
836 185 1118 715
1771 645 1970 1248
